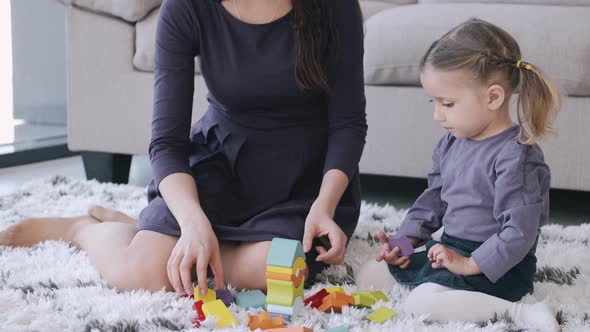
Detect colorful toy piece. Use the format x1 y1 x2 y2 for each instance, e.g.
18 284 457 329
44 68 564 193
248 311 285 330
266 278 305 307
193 300 206 322
325 287 346 294
367 306 397 323
325 326 349 332
266 238 307 317
202 299 238 328
368 291 389 302
266 238 306 268
216 289 234 306
304 289 329 309
194 286 216 303
267 297 304 316
235 290 267 309
265 328 314 332
351 292 375 308
317 292 354 313
387 234 414 257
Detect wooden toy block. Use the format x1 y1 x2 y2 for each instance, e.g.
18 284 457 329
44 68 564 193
216 289 234 306
266 238 306 268
325 326 349 332
193 300 206 321
304 289 329 309
265 270 306 287
367 306 397 323
265 328 313 332
352 293 375 308
317 292 354 313
235 290 267 309
266 278 305 307
387 234 414 257
270 312 291 323
326 287 346 294
202 299 237 328
267 297 304 316
267 256 307 276
247 311 285 330
368 291 389 302
193 286 216 303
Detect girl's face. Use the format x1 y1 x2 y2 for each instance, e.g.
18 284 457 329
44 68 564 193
420 65 500 140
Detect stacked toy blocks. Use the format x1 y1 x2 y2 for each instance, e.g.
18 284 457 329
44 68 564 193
266 238 308 319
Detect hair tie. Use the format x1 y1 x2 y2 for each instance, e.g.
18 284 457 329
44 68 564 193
515 60 533 71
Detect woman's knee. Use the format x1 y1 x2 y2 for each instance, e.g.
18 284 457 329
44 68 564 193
223 241 271 290
107 254 172 292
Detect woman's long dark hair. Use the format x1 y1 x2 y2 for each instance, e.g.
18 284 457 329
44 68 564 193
292 0 335 92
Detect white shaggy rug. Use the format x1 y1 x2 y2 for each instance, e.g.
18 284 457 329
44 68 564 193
1 176 589 332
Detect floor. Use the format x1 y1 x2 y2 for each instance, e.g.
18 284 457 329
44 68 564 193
0 156 589 226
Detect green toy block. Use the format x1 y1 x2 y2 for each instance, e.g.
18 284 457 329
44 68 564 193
367 306 397 323
366 291 389 302
267 278 305 307
325 326 349 332
202 299 237 328
235 290 267 309
266 238 306 268
351 293 375 308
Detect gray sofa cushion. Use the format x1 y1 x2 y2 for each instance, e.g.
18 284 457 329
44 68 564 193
57 0 162 22
364 4 590 96
134 8 200 74
420 0 590 6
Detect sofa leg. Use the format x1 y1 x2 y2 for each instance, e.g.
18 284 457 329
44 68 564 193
81 152 132 184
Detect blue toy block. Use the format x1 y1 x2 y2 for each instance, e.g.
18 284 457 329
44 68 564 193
325 326 349 332
235 290 267 309
266 238 306 268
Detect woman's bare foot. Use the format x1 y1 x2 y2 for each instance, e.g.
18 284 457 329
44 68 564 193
0 216 96 247
87 205 138 226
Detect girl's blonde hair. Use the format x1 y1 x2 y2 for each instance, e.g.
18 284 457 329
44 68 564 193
419 18 560 144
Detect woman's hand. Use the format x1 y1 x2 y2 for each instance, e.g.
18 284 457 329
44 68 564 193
428 243 481 276
302 204 348 265
167 222 225 295
375 231 419 269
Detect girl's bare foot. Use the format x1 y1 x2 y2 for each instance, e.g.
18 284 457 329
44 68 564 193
0 216 96 247
87 205 138 226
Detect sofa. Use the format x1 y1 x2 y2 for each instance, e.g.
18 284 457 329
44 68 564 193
59 0 590 191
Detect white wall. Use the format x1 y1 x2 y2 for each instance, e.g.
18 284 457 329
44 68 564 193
11 0 67 125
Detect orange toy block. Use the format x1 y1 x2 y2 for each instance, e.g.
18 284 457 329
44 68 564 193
265 270 306 286
248 311 286 330
317 292 354 313
266 328 314 332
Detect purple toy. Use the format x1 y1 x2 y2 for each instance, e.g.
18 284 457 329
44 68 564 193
216 289 234 306
387 235 414 257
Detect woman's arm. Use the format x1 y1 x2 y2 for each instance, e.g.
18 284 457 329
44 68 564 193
152 0 224 294
302 0 366 264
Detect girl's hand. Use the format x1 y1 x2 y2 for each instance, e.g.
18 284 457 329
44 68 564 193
167 222 225 295
375 231 415 269
302 205 347 265
428 243 480 276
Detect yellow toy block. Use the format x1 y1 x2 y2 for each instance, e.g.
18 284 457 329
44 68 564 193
194 286 216 303
202 299 237 328
326 287 346 294
267 257 307 277
266 277 305 307
367 306 397 323
352 293 375 308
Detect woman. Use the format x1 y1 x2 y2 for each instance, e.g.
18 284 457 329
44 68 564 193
1 0 366 296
